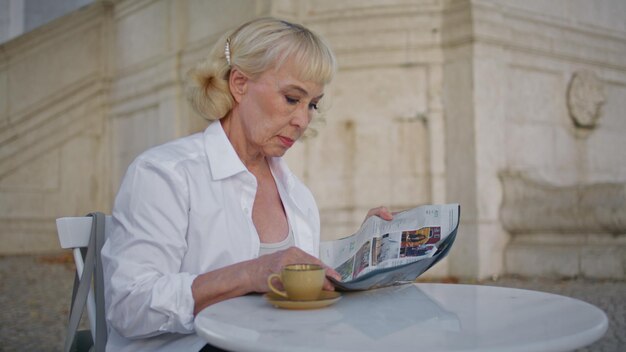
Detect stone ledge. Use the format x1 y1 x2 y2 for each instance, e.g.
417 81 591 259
505 241 626 279
500 172 626 235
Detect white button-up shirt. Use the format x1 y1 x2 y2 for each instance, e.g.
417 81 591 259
101 121 320 351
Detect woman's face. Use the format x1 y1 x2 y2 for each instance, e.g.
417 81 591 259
231 59 325 159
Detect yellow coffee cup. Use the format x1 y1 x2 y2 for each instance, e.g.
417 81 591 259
267 264 325 301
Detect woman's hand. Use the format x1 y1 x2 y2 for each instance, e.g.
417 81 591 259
192 247 340 315
249 247 341 293
363 206 394 223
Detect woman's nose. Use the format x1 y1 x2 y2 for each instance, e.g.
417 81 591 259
291 106 311 129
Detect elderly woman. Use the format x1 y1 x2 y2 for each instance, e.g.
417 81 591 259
101 17 392 351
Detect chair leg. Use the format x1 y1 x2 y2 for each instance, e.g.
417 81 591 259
70 330 94 352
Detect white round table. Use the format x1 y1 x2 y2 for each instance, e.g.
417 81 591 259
194 283 608 352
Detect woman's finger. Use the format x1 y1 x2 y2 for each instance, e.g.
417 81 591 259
324 267 342 282
364 206 394 222
322 277 336 291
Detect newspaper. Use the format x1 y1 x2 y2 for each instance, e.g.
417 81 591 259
320 203 460 291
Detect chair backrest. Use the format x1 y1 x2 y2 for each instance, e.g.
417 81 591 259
56 214 111 351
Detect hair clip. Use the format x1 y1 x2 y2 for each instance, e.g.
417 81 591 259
225 38 231 66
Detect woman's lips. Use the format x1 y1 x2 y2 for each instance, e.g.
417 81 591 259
278 136 295 148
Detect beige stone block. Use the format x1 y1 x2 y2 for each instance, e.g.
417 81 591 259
354 122 392 169
319 204 388 243
447 221 508 279
352 122 393 207
307 119 357 209
0 149 60 191
329 30 407 56
505 243 580 278
427 111 445 174
157 86 182 133
442 52 476 219
0 69 7 124
114 0 168 70
282 137 307 181
508 24 553 54
0 152 59 218
505 123 554 171
9 26 100 114
472 4 510 42
603 82 626 132
427 64 444 111
307 6 442 59
489 0 567 20
330 67 428 122
588 130 626 182
354 123 430 207
389 175 430 209
581 245 626 279
352 177 391 209
186 0 262 44
474 57 507 220
0 90 104 208
448 221 480 278
333 48 414 70
587 234 626 246
111 105 175 189
482 0 626 68
476 173 503 221
513 233 587 246
506 51 558 74
476 222 509 277
552 127 580 185
58 135 105 217
507 66 563 124
178 96 210 137
500 171 626 235
0 192 44 218
309 66 430 209
0 133 101 222
430 176 446 204
326 66 430 207
303 0 435 16
270 0 298 18
494 0 626 34
111 57 178 105
571 0 626 33
388 120 430 207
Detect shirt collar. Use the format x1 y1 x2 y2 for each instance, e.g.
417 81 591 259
203 121 297 193
268 157 295 192
203 121 247 180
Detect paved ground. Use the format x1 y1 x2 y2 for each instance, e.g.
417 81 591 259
1 253 624 352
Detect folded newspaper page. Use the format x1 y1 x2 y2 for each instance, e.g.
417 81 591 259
320 203 460 291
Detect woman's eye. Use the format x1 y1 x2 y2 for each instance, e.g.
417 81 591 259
285 96 299 105
308 103 319 111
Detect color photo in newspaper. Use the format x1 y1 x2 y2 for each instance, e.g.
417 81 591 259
320 203 460 291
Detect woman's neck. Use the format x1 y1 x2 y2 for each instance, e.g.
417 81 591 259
220 114 266 170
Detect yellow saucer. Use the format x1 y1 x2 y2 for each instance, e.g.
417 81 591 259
264 291 342 310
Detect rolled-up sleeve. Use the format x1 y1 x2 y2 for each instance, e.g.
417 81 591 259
102 157 197 338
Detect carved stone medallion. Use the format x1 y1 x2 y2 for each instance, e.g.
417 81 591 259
567 70 605 129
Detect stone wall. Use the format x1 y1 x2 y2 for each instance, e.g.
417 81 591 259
1 0 625 279
472 0 626 279
0 3 111 252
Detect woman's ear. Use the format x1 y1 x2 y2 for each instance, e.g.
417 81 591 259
229 68 248 103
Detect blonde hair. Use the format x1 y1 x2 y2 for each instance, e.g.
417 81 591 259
186 17 337 121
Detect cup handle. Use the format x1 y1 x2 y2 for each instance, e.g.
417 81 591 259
267 273 288 299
